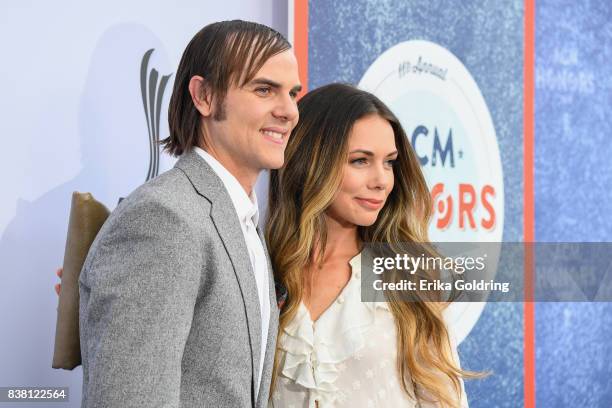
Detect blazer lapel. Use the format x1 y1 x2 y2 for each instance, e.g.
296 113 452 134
256 227 279 407
175 151 262 401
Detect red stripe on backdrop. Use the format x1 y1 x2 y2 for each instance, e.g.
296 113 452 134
293 0 309 98
524 0 536 407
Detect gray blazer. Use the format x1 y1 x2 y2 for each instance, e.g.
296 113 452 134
79 150 279 408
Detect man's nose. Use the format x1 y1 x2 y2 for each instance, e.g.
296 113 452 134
273 93 299 122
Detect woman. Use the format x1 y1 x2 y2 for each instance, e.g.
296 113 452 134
266 83 478 407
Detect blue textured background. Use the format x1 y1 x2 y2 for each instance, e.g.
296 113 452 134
309 0 524 406
535 0 612 407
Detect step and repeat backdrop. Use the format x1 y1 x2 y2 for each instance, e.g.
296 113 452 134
307 0 611 407
535 0 612 407
308 1 522 406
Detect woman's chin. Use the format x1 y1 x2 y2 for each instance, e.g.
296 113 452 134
353 214 379 227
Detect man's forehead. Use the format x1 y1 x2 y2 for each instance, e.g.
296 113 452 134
249 51 299 82
224 47 300 90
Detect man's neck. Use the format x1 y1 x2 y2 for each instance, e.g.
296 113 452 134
199 145 259 196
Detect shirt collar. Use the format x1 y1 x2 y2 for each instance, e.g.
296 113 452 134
194 147 259 226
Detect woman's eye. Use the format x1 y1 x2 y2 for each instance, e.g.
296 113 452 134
385 159 397 167
351 158 368 165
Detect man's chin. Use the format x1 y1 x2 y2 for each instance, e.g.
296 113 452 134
261 157 285 170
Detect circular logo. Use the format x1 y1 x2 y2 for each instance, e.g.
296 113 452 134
359 40 504 343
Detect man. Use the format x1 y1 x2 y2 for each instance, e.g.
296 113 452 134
79 20 301 407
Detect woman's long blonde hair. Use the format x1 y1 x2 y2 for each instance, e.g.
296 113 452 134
266 83 482 407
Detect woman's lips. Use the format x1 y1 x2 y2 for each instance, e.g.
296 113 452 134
355 197 384 210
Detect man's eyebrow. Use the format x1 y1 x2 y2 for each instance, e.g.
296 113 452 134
248 77 302 93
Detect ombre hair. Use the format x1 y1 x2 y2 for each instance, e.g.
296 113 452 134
267 83 482 407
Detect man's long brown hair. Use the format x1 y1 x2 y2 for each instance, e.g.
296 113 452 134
163 20 290 156
266 83 482 407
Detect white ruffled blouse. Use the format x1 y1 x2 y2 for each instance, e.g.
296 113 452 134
269 254 469 408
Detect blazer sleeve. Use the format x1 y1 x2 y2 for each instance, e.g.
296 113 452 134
79 196 202 408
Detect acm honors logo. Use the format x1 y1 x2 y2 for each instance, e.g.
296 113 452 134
410 125 497 233
139 49 172 182
359 40 503 241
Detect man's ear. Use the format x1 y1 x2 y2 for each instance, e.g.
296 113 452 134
188 75 213 117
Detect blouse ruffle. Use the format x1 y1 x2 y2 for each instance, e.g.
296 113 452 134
277 255 390 406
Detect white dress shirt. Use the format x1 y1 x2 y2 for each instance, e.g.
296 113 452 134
194 147 271 400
